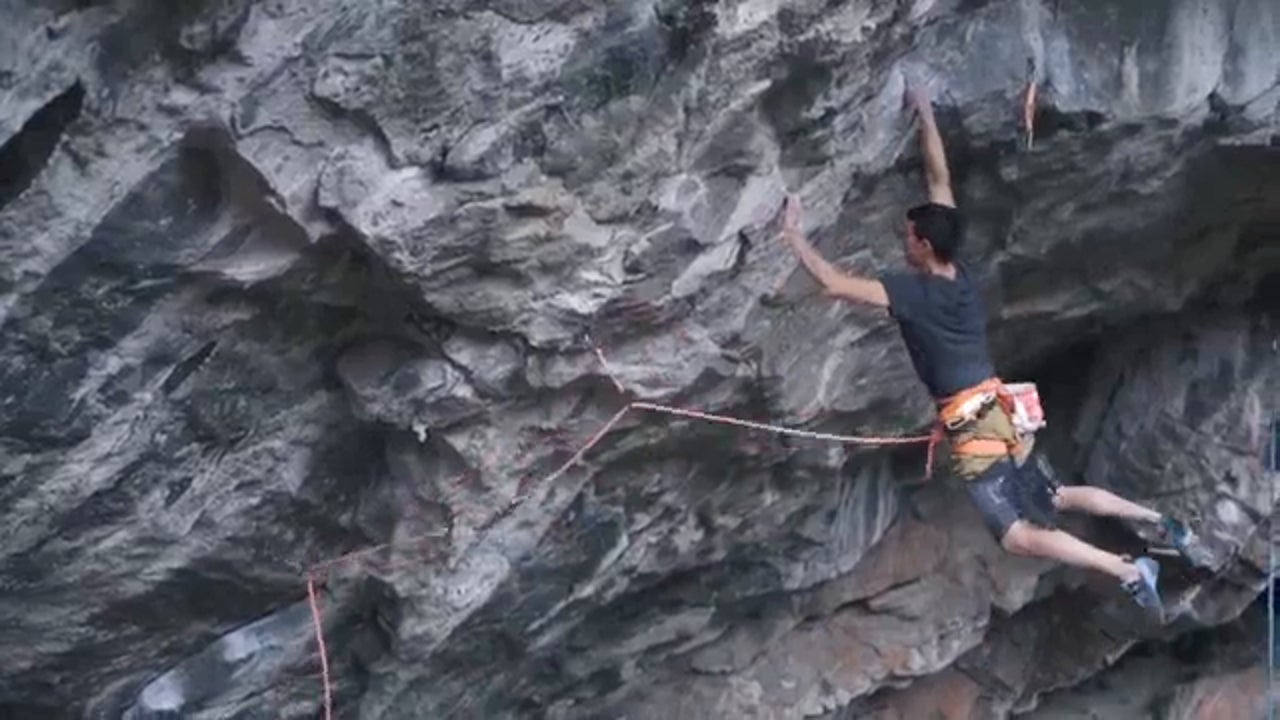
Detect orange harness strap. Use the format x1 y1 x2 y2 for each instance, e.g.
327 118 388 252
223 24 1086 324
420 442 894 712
950 437 1017 457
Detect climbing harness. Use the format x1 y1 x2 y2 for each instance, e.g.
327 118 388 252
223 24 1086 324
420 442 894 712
932 377 1045 463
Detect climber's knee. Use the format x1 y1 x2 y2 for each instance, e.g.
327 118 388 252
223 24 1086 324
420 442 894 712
1001 520 1036 555
1053 484 1086 510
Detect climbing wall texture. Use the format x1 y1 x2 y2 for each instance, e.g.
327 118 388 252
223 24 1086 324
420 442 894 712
0 0 1277 717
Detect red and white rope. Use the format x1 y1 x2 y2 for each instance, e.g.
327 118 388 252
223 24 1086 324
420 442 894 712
303 338 934 717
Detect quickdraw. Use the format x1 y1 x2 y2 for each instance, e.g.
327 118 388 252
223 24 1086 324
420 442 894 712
1022 57 1039 150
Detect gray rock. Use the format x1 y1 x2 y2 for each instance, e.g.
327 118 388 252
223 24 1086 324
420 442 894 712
120 599 316 719
0 0 1277 718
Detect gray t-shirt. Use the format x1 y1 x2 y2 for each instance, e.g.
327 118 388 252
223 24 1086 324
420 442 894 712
880 261 995 399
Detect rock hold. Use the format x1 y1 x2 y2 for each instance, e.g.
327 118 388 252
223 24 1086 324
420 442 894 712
337 338 485 433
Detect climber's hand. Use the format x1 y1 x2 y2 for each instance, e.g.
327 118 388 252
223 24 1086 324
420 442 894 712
775 194 889 308
904 77 934 117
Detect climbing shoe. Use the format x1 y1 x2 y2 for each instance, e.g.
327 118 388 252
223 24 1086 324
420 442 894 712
1158 515 1213 567
1122 556 1162 612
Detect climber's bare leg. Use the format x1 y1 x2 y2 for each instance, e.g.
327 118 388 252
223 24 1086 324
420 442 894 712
1052 486 1161 523
1054 485 1205 567
1001 520 1139 583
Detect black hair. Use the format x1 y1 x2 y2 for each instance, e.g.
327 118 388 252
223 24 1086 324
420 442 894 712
906 202 964 262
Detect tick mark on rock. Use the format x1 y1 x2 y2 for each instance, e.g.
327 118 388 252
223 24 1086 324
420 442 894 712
164 475 193 508
161 340 218 395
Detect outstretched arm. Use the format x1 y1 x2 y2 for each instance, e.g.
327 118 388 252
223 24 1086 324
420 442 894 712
779 197 889 308
907 83 955 208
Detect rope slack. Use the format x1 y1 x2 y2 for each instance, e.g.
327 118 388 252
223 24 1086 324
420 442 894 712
301 339 936 717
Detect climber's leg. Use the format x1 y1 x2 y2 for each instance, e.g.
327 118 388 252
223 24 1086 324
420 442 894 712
1001 521 1162 609
1000 521 1129 579
966 459 1163 610
1054 486 1206 565
1016 451 1155 523
1027 454 1206 565
1053 486 1161 523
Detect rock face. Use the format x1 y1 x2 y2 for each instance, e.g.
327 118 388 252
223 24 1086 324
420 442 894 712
0 1 1276 718
1018 600 1274 720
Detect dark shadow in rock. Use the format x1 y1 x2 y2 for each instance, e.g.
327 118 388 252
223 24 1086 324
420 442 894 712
0 139 223 448
552 11 670 114
89 558 298 635
174 0 253 60
0 122 317 452
0 701 73 720
53 414 393 719
986 135 1280 374
94 1 241 88
1032 103 1107 142
0 125 437 716
118 598 314 719
1024 598 1271 718
295 421 394 548
0 80 83 212
160 340 219 396
36 0 107 13
762 50 836 170
95 575 394 720
653 0 718 65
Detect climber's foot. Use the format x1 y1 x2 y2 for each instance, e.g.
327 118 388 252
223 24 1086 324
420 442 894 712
1157 515 1214 568
1121 556 1163 615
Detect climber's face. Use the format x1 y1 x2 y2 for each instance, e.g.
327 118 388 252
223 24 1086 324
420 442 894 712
904 220 932 269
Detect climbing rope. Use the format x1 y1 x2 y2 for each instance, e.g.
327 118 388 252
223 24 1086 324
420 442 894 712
301 339 936 718
629 401 933 447
1269 409 1277 720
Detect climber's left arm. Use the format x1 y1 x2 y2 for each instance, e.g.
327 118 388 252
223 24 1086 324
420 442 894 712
780 197 890 308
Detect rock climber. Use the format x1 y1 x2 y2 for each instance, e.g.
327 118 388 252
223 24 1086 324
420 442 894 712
777 79 1201 613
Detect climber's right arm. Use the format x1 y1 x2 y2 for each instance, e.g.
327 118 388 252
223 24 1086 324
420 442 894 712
907 83 956 208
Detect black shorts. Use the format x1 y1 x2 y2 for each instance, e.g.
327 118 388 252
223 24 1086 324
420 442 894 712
965 453 1062 541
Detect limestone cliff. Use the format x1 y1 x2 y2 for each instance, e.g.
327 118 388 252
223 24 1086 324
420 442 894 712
0 1 1276 718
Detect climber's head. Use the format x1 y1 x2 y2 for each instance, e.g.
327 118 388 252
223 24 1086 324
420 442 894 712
904 202 963 269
